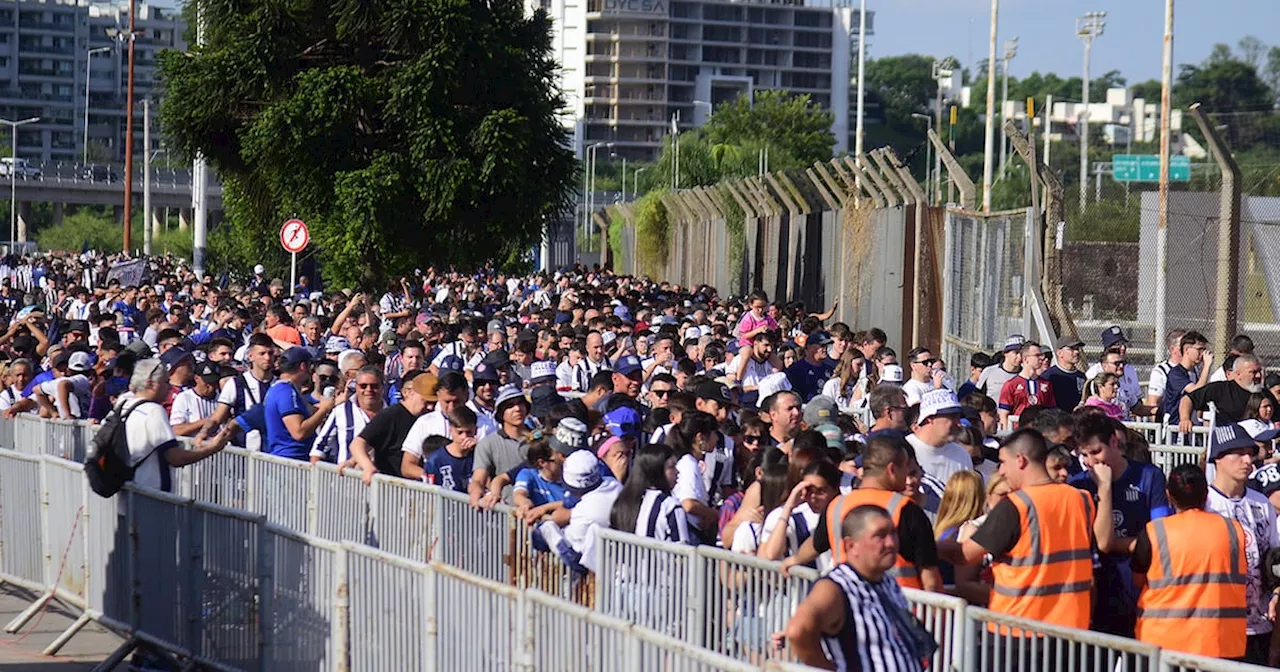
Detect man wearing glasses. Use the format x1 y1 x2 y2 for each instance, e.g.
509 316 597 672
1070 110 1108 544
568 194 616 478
902 347 946 406
310 365 385 464
1085 326 1146 416
997 341 1057 427
1096 349 1157 420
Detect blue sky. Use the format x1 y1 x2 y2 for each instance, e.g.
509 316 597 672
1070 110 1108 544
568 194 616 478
869 0 1280 84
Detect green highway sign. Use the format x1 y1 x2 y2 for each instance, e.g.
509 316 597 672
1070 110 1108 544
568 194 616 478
1112 154 1191 183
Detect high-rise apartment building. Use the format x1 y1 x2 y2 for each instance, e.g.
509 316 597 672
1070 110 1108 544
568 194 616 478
533 0 871 160
0 0 186 163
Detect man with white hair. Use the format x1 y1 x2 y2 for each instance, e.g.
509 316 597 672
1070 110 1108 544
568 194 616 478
122 358 232 493
1179 354 1277 430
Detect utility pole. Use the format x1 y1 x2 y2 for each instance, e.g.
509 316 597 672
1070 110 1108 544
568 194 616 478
981 0 999 212
1155 0 1174 356
143 98 151 255
1077 11 1106 213
999 37 1018 175
121 0 137 256
192 5 208 274
855 0 867 163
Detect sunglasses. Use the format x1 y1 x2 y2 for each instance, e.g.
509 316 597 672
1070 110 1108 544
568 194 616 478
914 358 938 366
357 383 382 390
652 389 672 397
742 435 761 444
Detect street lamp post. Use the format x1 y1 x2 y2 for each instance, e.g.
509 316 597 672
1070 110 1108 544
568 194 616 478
999 37 1018 174
1077 11 1106 212
584 142 608 243
931 58 955 204
1 117 41 250
911 113 933 202
122 0 139 256
83 46 112 166
981 0 999 212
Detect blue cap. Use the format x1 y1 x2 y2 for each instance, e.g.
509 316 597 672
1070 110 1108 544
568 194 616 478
1210 423 1261 461
280 347 314 367
615 355 642 376
605 406 643 438
160 347 193 370
472 362 500 383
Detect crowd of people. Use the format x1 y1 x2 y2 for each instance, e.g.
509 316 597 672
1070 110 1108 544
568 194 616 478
7 250 1280 671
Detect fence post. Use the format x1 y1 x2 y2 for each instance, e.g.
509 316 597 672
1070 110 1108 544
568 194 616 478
1188 103 1242 363
686 546 706 648
256 518 274 672
366 474 380 548
333 545 351 672
246 451 259 514
184 501 203 658
307 465 320 536
960 604 977 672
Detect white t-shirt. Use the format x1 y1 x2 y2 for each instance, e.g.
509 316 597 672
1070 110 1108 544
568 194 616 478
902 379 933 406
821 377 866 415
1209 367 1229 383
731 520 765 554
402 408 496 457
672 453 710 527
733 354 776 390
556 360 582 392
1206 486 1279 636
170 388 218 427
564 478 623 551
216 371 274 412
41 374 90 419
760 503 831 572
906 433 973 486
124 399 179 492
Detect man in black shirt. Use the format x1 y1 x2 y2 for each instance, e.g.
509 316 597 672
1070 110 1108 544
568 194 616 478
1179 354 1276 432
348 370 436 484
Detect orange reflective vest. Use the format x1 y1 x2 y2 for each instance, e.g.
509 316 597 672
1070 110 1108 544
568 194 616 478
826 488 923 590
1135 509 1248 658
988 483 1094 631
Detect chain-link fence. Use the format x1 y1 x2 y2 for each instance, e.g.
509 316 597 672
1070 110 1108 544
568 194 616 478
1062 110 1280 370
940 208 1033 372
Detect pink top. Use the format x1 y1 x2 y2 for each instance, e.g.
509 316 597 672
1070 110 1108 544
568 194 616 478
1084 396 1126 421
736 312 778 347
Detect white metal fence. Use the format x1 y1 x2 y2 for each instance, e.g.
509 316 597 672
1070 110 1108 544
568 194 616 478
0 414 1265 672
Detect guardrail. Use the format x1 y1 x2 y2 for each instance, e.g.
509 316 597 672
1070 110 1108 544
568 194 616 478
0 413 1264 671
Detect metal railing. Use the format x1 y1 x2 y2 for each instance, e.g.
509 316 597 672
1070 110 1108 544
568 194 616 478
0 414 1266 672
0 449 783 671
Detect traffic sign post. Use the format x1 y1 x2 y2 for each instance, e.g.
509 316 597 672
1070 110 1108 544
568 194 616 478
280 218 309 293
1111 154 1190 183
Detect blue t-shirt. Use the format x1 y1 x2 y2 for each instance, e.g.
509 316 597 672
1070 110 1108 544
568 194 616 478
423 448 474 493
263 381 312 460
1161 364 1196 424
1069 460 1172 636
24 368 53 397
785 359 829 402
1043 365 1086 412
512 466 569 507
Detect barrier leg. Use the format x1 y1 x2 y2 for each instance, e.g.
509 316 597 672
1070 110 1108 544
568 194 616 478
91 636 139 672
42 610 92 655
3 589 54 632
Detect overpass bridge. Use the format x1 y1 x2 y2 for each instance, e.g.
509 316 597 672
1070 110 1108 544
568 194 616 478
6 161 222 240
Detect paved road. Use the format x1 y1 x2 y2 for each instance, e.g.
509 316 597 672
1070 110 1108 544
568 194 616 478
0 587 123 670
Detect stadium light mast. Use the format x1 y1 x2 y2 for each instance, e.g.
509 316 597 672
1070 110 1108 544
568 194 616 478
1077 11 1106 212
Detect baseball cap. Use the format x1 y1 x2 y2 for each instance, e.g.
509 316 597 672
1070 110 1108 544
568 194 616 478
1002 334 1026 352
815 423 845 451
694 381 736 407
684 327 702 342
1210 423 1261 461
604 406 643 438
1053 334 1085 350
279 347 313 368
918 389 963 423
472 362 501 383
437 355 465 374
563 451 603 491
194 360 224 381
881 364 904 383
482 349 511 369
160 347 193 371
325 336 352 354
615 355 642 376
601 330 618 347
380 330 398 346
254 264 265 275
124 340 153 360
1101 326 1128 349
806 331 833 348
530 360 557 382
804 396 838 427
67 351 95 373
550 418 588 455
1239 419 1280 443
405 370 438 402
757 372 792 405
487 319 504 334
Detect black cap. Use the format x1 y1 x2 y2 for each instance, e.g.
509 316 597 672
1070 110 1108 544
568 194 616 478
482 348 510 369
194 360 223 381
694 381 736 406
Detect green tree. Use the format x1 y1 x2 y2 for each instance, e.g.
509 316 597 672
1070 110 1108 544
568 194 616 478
701 91 835 165
1238 36 1266 69
158 0 576 288
1264 47 1280 104
864 54 938 124
1174 59 1274 112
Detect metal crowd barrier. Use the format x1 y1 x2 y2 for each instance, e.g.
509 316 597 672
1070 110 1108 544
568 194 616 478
2 414 1271 672
962 606 1161 671
0 449 782 671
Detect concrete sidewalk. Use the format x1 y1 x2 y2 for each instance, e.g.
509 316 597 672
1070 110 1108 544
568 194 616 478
0 586 123 671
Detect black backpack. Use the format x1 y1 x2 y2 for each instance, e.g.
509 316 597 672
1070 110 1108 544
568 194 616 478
85 399 151 498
